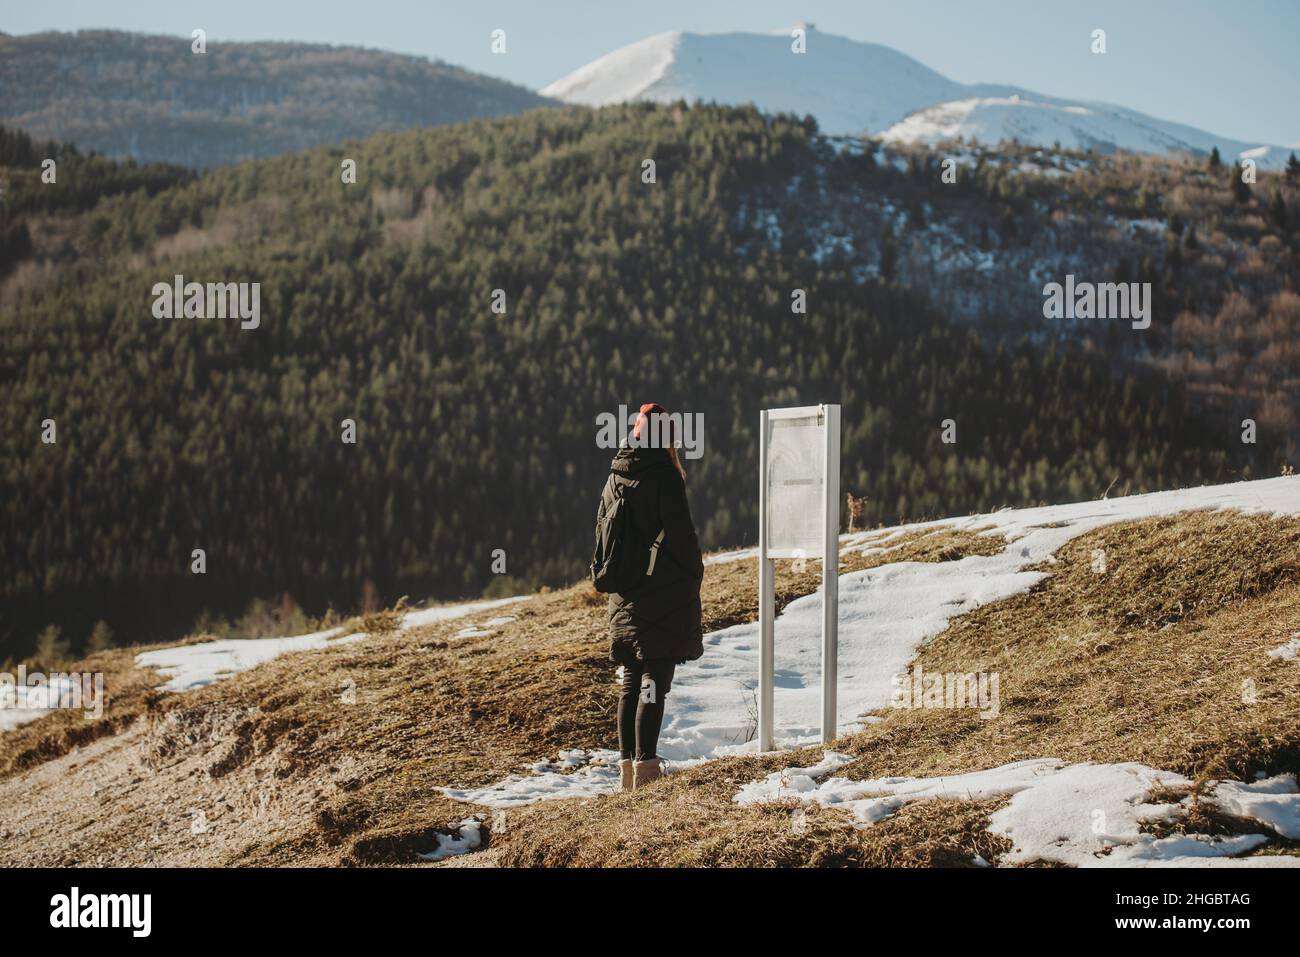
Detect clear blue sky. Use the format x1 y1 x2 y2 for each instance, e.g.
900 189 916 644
7 0 1298 145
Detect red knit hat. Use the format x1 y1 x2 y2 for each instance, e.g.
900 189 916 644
633 402 674 446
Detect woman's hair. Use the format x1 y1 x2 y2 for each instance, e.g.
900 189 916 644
667 443 687 481
634 402 687 481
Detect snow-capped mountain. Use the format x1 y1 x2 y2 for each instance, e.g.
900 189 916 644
543 24 976 142
543 23 1291 168
882 95 1287 167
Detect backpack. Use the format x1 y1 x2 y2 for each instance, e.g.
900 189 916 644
590 476 665 594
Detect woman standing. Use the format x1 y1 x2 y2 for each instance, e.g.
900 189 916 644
593 403 704 790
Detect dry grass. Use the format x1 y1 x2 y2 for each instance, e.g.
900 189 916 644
839 510 1300 783
2 514 1295 868
492 510 1300 867
0 527 985 865
0 645 168 780
355 598 409 637
493 748 1013 868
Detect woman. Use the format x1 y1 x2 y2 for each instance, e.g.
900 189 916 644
596 402 704 790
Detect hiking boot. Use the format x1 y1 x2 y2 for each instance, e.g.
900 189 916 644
619 758 634 792
633 757 664 789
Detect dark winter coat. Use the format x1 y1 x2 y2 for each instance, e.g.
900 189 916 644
598 445 704 665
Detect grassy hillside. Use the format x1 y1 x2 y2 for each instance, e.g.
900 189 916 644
0 30 553 168
0 500 1295 867
497 508 1300 866
1 102 1266 658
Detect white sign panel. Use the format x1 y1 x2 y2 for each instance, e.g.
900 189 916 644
765 412 826 559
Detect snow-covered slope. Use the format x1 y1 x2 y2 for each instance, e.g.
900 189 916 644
544 24 1291 168
662 475 1300 759
442 476 1300 866
881 94 1282 166
444 476 1299 802
134 595 529 693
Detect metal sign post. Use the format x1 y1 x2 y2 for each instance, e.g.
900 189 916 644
820 404 840 745
757 404 840 751
757 409 775 752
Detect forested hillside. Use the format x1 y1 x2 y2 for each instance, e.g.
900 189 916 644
0 127 195 276
753 136 1300 443
0 102 1282 659
0 30 553 168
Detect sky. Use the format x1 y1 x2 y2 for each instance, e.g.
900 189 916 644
6 0 1298 146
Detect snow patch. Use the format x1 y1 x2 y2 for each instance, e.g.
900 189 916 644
136 595 530 693
441 749 624 807
1267 634 1300 662
0 676 84 732
454 615 518 639
417 818 484 862
735 755 1060 826
439 748 711 808
735 754 1300 867
1207 775 1300 840
396 596 529 630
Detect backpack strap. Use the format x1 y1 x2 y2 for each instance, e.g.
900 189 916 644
645 529 666 575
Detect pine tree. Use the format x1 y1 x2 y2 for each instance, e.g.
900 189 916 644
1270 191 1287 230
879 225 897 283
1231 164 1251 203
1287 151 1300 181
1208 146 1221 170
33 626 71 670
86 620 116 652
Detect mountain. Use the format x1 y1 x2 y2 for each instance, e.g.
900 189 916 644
542 24 973 141
0 30 554 168
543 23 1291 168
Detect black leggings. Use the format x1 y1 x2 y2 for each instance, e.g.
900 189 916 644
618 658 677 761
